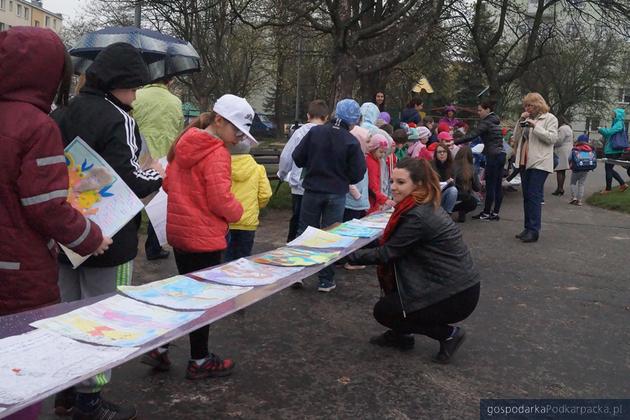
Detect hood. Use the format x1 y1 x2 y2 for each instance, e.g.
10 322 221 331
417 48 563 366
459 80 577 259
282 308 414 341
574 143 593 151
0 27 65 112
360 102 380 126
85 42 150 93
612 108 626 124
231 154 259 182
175 128 225 169
485 113 500 125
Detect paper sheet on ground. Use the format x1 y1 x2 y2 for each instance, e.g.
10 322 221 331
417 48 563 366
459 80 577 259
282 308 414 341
0 329 136 405
62 137 145 267
31 295 201 347
287 226 356 249
194 258 302 286
119 275 251 310
329 220 381 238
254 247 340 267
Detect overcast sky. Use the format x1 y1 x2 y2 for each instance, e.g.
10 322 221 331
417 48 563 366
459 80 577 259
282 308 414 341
41 0 82 20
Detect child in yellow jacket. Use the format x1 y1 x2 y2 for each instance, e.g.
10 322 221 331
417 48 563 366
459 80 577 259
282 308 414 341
225 141 272 261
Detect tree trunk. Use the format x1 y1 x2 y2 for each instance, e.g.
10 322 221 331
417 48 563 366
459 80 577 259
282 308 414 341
330 50 358 106
358 70 390 103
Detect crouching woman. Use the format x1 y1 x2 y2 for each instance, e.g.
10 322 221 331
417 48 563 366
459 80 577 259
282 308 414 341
346 158 480 363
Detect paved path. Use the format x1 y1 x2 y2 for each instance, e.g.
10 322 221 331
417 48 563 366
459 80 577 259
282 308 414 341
42 166 630 419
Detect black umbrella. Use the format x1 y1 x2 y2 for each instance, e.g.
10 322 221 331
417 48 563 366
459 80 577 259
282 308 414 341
69 26 200 81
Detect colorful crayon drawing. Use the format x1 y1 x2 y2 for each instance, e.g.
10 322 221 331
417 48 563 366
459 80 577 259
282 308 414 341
119 276 251 310
62 137 145 268
287 226 356 249
254 247 340 267
329 220 381 238
31 295 201 347
194 258 302 286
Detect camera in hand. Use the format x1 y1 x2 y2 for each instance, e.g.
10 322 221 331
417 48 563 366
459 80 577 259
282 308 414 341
519 120 531 128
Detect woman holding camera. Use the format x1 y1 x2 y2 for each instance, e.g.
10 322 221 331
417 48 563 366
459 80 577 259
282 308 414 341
512 93 558 243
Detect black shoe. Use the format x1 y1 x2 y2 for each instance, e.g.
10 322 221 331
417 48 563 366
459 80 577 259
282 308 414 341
146 249 170 261
489 212 500 221
54 387 76 416
369 330 415 351
520 230 539 243
433 327 466 364
72 398 136 420
551 190 564 196
472 211 491 220
515 229 528 239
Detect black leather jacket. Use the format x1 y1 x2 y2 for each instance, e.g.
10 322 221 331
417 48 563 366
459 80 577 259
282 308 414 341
455 113 503 157
348 203 480 314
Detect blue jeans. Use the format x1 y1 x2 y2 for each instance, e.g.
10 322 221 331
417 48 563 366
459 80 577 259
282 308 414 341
521 168 548 234
484 152 506 214
299 191 347 284
441 185 458 213
225 229 256 262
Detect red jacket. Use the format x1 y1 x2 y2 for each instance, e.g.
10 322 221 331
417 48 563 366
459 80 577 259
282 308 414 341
164 128 243 252
367 153 388 214
0 28 103 315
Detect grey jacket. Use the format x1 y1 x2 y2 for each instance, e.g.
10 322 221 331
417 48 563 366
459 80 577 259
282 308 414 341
348 203 480 314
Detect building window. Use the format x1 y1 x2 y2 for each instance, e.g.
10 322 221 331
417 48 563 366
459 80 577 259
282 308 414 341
618 87 630 104
16 3 21 16
53 18 57 29
592 86 606 101
34 19 39 26
45 16 50 27
0 22 4 31
24 7 29 20
0 0 5 10
9 1 12 12
585 118 600 132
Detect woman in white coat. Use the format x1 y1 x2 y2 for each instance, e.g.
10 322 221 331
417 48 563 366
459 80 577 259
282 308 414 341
552 116 574 196
512 93 558 243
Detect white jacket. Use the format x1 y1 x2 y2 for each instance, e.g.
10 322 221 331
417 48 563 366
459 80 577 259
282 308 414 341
514 112 558 173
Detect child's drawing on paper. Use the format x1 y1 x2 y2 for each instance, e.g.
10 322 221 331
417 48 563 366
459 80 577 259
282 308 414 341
65 152 115 216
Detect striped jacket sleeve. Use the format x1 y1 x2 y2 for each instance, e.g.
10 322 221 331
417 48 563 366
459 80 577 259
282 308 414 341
17 123 103 256
102 103 163 198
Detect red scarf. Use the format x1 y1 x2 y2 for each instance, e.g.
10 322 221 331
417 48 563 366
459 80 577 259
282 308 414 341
377 195 417 294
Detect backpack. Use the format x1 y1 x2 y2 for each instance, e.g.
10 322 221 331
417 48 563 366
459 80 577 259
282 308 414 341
570 148 597 172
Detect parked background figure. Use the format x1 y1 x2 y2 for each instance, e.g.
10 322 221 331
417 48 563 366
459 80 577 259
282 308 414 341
552 116 574 196
512 92 558 243
400 96 423 125
374 91 386 112
598 108 628 194
439 105 461 129
133 77 184 260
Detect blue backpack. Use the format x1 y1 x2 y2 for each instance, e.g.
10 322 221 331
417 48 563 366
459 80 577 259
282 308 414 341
570 148 597 172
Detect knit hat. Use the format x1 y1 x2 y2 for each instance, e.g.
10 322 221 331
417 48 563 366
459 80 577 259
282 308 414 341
427 142 439 152
407 127 420 141
417 126 431 140
438 131 453 141
437 122 450 133
407 122 417 128
335 99 362 125
368 133 388 151
577 134 590 143
378 112 391 124
444 105 456 114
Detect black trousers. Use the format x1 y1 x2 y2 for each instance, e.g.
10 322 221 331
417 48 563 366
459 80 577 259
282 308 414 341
373 283 480 342
287 193 303 242
173 248 223 359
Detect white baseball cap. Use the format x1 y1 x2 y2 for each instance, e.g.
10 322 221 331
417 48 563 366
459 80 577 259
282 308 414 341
212 94 258 144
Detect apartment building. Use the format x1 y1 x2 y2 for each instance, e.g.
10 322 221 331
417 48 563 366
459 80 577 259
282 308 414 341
0 0 62 33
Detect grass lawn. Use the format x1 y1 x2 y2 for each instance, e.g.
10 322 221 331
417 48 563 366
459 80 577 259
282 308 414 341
586 189 630 215
265 180 292 210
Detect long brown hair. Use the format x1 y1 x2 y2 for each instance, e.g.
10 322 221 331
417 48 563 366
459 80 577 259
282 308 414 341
432 142 453 180
396 158 441 209
167 111 217 163
54 50 74 107
453 146 474 192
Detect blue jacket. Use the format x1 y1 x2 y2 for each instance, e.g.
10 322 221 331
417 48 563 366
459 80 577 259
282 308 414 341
292 119 367 195
599 108 626 155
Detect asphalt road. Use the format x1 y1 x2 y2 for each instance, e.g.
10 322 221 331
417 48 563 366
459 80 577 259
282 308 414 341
42 165 630 419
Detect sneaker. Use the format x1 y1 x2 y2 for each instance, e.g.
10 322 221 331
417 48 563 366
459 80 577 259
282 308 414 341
369 330 415 351
54 387 76 416
343 262 366 270
291 279 304 289
72 398 136 420
433 327 466 364
472 211 491 220
569 198 578 205
489 212 500 221
186 353 234 380
317 280 336 292
619 184 628 192
576 200 583 206
146 249 170 261
141 349 171 371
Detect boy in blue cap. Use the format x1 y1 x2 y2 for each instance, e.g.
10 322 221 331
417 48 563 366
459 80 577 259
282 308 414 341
292 99 367 292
